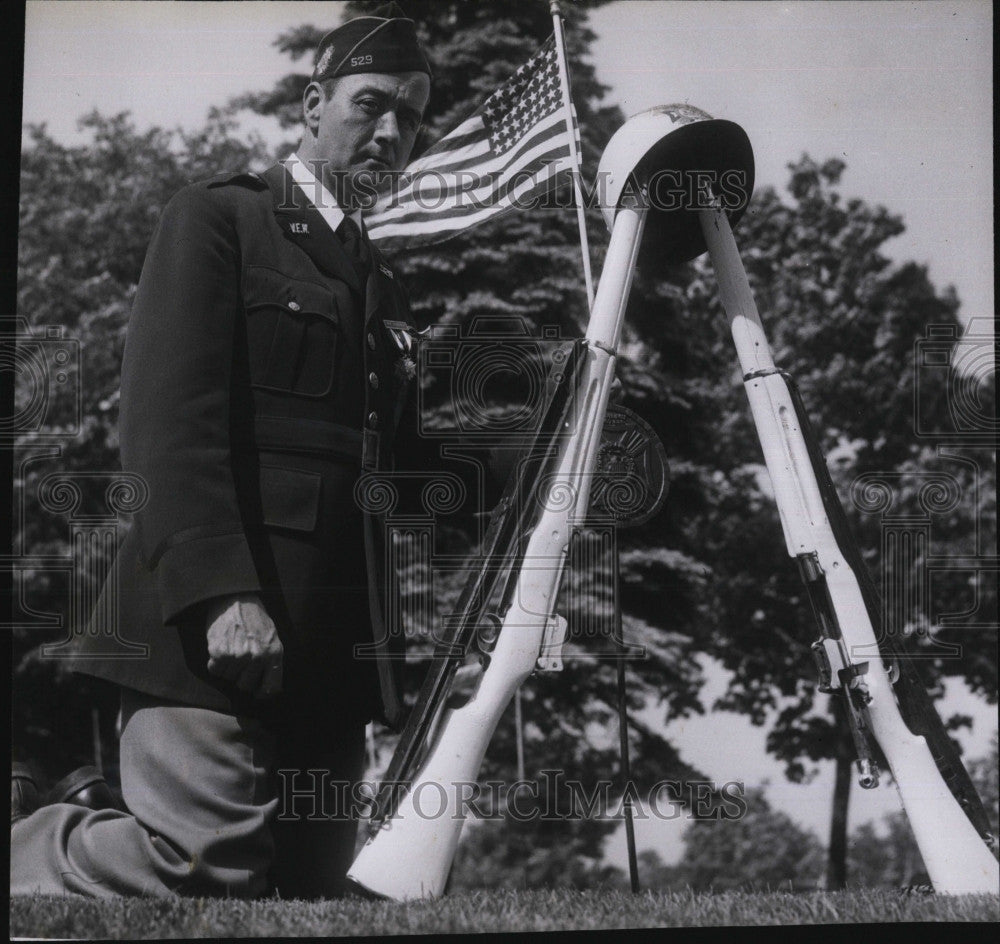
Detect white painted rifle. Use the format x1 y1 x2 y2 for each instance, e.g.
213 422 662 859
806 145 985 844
349 105 998 899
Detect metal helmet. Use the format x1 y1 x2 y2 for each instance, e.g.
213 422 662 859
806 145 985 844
596 104 755 264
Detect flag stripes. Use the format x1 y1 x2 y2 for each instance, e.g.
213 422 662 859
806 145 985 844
366 35 580 249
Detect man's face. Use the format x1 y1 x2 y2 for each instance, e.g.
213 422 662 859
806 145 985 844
303 70 430 192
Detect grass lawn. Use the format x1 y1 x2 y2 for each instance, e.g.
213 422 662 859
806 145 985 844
9 887 1000 938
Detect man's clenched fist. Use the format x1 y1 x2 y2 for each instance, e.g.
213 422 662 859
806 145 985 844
205 593 283 698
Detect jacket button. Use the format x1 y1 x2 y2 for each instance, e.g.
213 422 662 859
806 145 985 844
367 332 376 350
367 411 379 429
368 371 379 389
288 300 301 311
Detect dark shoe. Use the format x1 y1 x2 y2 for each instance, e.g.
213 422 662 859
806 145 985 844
47 766 126 813
12 763 40 824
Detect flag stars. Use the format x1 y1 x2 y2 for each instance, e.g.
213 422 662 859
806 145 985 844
366 35 573 248
482 36 563 154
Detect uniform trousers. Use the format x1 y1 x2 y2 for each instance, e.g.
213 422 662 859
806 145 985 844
10 687 366 899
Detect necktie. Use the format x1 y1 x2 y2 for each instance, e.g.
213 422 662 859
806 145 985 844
338 215 371 278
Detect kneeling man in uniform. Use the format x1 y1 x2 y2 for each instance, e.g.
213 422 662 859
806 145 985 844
11 4 431 899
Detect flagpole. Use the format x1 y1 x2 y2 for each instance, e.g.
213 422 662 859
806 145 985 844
550 0 595 309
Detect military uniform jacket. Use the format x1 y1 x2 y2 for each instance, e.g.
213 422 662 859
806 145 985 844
71 164 416 729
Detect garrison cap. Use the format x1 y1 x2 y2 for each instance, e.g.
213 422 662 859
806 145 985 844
312 2 432 82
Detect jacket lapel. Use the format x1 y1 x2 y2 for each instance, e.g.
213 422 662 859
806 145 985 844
261 163 361 294
366 241 416 331
364 241 402 352
364 243 385 324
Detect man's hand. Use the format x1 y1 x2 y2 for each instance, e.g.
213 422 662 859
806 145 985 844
205 593 283 698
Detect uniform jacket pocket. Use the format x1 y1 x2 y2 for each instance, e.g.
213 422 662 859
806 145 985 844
243 265 339 398
259 465 322 532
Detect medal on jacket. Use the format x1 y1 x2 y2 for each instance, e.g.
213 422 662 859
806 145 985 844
383 320 426 383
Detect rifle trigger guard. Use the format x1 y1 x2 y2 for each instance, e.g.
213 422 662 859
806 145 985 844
812 637 870 695
537 614 568 671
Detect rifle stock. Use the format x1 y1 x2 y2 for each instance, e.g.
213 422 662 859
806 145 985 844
347 204 648 900
698 197 999 895
347 104 997 900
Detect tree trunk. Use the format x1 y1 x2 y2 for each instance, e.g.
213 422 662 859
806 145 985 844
826 700 853 890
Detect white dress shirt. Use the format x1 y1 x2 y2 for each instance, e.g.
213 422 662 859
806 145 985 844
283 151 364 236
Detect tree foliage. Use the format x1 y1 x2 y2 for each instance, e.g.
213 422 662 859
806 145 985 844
969 734 1000 839
13 113 270 779
669 786 826 891
13 0 995 889
674 158 996 781
846 812 926 888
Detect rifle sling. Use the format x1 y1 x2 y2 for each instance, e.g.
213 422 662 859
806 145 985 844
782 370 995 842
368 340 588 828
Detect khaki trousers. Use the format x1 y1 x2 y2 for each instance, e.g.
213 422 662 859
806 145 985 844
10 688 365 899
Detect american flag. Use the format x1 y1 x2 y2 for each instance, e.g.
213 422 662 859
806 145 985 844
366 35 581 249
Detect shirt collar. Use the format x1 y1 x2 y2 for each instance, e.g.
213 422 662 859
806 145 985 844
283 151 363 236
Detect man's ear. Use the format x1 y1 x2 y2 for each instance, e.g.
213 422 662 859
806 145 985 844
302 81 325 134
